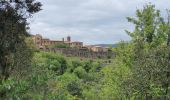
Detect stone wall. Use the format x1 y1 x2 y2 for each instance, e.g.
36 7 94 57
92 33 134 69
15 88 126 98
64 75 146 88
40 48 115 59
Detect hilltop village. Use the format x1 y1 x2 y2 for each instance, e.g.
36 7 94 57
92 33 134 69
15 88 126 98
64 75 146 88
32 34 114 59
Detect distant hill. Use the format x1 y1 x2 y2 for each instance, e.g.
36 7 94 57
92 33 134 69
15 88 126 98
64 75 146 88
88 44 118 48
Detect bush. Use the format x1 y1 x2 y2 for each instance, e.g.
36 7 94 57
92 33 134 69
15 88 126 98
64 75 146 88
74 66 87 79
67 81 82 97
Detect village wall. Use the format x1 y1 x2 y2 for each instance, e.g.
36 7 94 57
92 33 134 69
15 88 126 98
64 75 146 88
40 48 115 59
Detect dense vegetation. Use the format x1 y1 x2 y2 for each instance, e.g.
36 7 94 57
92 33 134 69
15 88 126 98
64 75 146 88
0 51 104 99
50 44 70 48
0 1 170 100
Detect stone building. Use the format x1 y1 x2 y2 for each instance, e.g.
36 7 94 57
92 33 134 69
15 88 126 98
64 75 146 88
32 34 83 48
71 41 83 48
85 45 109 52
32 34 114 59
32 34 43 47
91 46 104 52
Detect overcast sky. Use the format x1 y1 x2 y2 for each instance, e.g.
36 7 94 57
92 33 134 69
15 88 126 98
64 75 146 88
29 0 170 45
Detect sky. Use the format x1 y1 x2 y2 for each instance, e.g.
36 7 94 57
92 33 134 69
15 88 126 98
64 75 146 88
29 0 170 45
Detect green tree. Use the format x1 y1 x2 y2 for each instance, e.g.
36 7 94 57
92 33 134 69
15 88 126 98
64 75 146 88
67 81 82 98
74 66 87 79
124 4 170 99
0 0 42 98
51 43 70 48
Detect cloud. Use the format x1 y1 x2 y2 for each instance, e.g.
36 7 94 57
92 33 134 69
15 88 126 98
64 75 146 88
29 0 170 45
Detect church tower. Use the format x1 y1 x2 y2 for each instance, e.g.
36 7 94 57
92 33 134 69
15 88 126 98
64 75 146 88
67 36 71 42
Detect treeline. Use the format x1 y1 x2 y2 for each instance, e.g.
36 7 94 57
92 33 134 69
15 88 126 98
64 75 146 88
0 0 170 99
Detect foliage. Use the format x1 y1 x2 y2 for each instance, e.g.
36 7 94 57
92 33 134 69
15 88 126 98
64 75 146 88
0 0 42 98
50 43 70 48
121 3 170 99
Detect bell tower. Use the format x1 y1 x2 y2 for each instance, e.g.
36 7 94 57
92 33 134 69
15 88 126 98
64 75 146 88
67 36 71 42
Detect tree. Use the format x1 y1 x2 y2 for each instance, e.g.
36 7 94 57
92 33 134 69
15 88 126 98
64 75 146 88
0 0 42 98
67 81 82 97
74 66 87 79
124 3 170 99
51 43 70 48
126 4 162 44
